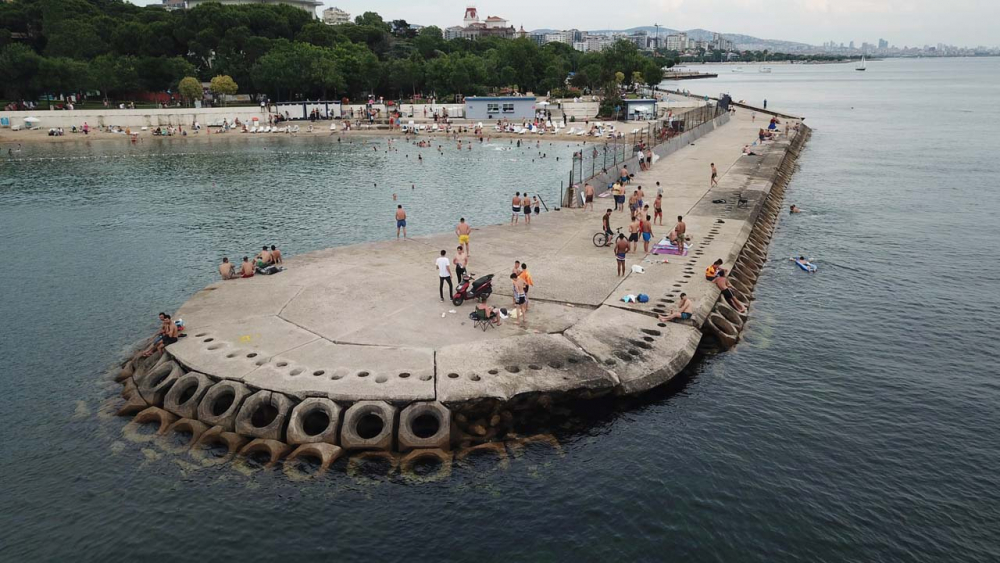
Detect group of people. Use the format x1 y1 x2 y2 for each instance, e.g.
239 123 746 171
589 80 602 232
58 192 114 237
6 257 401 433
141 312 181 357
510 192 542 225
218 245 283 280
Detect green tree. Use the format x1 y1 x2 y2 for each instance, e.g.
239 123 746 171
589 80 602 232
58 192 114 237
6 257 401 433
209 74 238 105
0 43 41 99
178 76 202 106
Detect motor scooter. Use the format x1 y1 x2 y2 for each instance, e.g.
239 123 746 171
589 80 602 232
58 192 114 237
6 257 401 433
452 272 493 306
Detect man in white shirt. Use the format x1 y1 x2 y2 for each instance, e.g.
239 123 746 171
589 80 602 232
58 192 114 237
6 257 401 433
435 249 452 302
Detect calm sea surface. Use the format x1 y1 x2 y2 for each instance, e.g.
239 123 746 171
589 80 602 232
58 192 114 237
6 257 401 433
2 58 999 561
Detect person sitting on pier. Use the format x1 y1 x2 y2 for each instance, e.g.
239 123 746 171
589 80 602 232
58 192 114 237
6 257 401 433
713 271 746 313
239 256 254 278
659 293 693 323
742 145 760 156
270 245 283 264
705 259 725 281
219 257 237 280
142 314 179 356
255 246 273 267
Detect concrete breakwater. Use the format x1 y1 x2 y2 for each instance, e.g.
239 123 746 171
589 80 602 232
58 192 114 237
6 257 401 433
108 110 810 478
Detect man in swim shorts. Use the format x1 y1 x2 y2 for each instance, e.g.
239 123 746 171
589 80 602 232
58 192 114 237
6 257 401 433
659 293 693 322
674 216 687 247
454 245 468 282
522 194 532 224
635 185 644 210
510 273 528 327
270 245 282 264
628 215 641 252
518 263 534 311
396 205 407 238
713 271 746 313
614 234 629 276
511 192 521 225
143 314 179 356
239 256 254 278
711 163 719 187
654 194 663 225
584 184 595 211
255 245 272 266
456 217 471 253
642 214 654 252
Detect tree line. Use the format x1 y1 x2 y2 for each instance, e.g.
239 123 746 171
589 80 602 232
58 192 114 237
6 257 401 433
0 0 668 104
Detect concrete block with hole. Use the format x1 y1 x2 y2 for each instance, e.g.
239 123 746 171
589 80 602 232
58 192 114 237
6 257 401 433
435 334 617 405
283 442 343 481
397 401 452 452
340 400 396 451
136 360 184 406
196 380 252 431
163 371 213 419
234 390 294 441
564 305 702 395
286 397 342 445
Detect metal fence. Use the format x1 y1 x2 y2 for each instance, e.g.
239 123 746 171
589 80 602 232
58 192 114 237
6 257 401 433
564 104 723 206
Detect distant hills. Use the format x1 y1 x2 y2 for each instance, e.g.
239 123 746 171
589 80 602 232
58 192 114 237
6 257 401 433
528 26 814 52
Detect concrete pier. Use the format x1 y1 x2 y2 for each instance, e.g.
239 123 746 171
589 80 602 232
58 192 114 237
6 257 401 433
116 108 809 468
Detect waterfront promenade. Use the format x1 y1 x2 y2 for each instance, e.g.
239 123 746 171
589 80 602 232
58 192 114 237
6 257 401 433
165 110 797 409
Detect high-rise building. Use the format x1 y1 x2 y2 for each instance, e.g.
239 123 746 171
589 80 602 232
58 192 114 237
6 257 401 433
322 6 350 25
878 38 889 50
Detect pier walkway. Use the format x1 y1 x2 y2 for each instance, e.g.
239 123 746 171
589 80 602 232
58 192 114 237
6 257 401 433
169 111 797 408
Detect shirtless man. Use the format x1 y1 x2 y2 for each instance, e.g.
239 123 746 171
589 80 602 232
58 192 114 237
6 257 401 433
790 205 802 214
627 192 639 220
614 234 629 276
653 194 663 225
454 245 469 281
713 271 746 313
143 314 179 356
522 194 532 224
270 245 282 264
584 183 595 211
641 214 654 253
456 217 471 253
219 257 237 280
510 273 528 327
239 256 254 278
626 214 641 252
674 216 687 248
635 185 644 210
710 163 719 187
255 245 272 266
396 205 407 238
659 293 693 322
511 192 522 225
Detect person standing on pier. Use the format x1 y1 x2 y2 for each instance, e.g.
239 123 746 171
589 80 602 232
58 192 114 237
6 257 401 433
511 273 528 327
654 194 663 226
711 163 719 187
511 192 522 225
615 234 630 277
454 246 469 283
435 250 453 302
584 184 595 211
522 194 532 224
395 205 407 238
456 218 471 253
518 264 534 311
628 215 641 252
642 214 654 253
674 216 687 249
270 245 282 265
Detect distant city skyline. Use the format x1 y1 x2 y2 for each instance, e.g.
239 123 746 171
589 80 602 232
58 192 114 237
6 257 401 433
127 0 999 49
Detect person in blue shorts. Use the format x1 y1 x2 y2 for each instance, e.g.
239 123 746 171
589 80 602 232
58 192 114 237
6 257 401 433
395 205 407 238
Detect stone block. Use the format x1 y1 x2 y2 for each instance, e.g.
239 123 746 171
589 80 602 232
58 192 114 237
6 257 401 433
196 380 251 431
397 401 452 452
286 397 341 445
340 401 396 451
234 390 294 441
162 371 213 419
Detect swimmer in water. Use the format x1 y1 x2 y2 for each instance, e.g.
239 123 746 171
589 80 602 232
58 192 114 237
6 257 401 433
790 205 802 213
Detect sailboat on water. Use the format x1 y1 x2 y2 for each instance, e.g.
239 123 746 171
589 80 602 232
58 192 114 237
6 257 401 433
856 55 867 71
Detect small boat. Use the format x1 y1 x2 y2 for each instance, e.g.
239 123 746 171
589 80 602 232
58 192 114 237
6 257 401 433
759 66 772 73
856 55 867 71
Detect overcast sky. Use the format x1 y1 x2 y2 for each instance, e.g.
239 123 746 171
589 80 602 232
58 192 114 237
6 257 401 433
128 1 998 48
